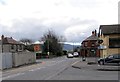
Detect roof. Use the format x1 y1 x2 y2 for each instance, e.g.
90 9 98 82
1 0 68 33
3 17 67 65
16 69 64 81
83 35 98 41
33 41 44 44
2 37 23 45
100 24 120 35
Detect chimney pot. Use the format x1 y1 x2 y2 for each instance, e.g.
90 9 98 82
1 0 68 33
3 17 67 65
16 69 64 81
92 31 95 35
1 35 4 40
95 30 97 36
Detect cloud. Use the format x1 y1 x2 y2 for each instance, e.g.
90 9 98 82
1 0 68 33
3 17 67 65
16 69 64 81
0 0 119 43
1 17 98 42
64 21 99 42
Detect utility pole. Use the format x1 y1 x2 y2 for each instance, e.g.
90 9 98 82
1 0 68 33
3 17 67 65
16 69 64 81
47 39 49 57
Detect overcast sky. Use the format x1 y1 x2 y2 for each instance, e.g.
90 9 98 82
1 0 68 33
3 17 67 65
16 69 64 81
0 0 119 45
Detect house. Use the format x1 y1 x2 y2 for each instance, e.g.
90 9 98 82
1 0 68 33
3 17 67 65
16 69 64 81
98 24 120 58
0 35 24 53
0 35 36 70
81 30 100 57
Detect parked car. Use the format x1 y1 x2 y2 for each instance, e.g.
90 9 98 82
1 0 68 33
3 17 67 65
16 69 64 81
67 53 73 58
73 52 79 57
98 54 120 65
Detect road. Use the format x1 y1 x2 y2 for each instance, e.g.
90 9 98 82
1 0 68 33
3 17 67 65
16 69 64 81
1 56 119 80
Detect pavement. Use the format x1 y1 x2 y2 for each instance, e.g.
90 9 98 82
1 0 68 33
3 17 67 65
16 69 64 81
71 57 120 71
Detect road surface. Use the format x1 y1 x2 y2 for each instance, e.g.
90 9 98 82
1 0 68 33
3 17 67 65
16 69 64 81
1 56 119 80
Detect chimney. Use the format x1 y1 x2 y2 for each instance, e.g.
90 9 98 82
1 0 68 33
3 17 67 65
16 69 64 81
1 35 4 53
1 35 4 40
95 30 97 36
92 31 95 35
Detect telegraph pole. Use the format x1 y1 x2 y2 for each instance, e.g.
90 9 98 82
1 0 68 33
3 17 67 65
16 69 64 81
47 39 49 57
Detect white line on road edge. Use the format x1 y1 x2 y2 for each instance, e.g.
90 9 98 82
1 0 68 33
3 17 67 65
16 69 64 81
71 60 80 66
29 67 45 72
2 72 25 80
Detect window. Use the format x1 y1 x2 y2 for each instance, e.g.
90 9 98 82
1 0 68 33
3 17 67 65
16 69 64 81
91 43 95 47
19 45 22 50
11 45 14 50
109 38 120 48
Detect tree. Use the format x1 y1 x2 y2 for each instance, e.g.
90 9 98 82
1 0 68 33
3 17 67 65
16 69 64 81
19 38 33 51
41 30 63 56
20 38 33 45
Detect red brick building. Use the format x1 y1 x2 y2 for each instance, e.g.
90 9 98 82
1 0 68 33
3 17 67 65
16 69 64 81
81 30 100 57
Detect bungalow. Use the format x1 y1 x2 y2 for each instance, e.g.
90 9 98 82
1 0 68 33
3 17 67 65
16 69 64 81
0 35 24 53
98 24 120 58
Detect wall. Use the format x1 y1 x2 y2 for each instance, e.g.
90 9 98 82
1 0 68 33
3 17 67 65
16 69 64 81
2 45 10 52
0 53 13 70
0 51 36 70
13 51 36 67
0 45 2 53
100 34 120 58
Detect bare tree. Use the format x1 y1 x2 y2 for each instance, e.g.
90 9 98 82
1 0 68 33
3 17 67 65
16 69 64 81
41 30 64 56
20 38 33 45
19 38 34 51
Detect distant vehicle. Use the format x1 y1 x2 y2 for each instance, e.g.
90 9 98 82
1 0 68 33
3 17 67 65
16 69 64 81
73 52 79 57
67 53 73 58
98 54 120 65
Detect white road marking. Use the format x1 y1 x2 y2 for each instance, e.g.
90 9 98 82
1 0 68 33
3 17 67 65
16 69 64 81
29 67 45 72
71 60 80 66
47 60 67 67
2 72 25 80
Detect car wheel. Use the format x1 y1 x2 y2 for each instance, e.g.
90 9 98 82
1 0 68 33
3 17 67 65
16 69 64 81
99 61 104 65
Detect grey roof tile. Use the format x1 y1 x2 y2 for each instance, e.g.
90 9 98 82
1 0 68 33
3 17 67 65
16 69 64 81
100 24 120 34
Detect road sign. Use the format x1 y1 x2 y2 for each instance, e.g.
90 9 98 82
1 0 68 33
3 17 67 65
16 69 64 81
34 45 40 51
